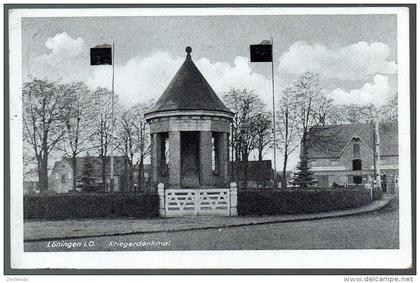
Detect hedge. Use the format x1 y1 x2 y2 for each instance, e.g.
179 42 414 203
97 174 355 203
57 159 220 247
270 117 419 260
24 188 383 219
238 188 381 216
24 192 159 220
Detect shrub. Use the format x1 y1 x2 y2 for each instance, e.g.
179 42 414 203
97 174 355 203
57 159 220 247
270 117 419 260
24 192 159 220
372 187 383 200
238 188 374 216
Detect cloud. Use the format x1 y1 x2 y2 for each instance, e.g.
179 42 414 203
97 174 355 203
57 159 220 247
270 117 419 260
197 56 271 104
327 74 392 106
30 33 272 107
278 41 397 80
29 34 396 108
37 32 84 63
87 53 272 106
31 32 86 82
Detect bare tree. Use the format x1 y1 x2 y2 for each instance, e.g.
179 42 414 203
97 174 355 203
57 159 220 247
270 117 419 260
254 112 272 161
23 143 38 182
134 103 152 192
90 87 120 191
118 102 152 192
335 103 377 124
223 89 270 161
22 79 67 192
379 93 398 122
223 89 246 161
223 88 272 188
55 82 98 191
276 85 301 189
331 93 397 125
290 72 335 188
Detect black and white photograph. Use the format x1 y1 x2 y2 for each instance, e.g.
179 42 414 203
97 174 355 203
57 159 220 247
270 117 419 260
5 4 414 273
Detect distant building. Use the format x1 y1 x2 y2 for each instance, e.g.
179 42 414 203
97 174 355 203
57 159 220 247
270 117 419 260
307 122 398 193
49 156 130 193
23 180 39 195
228 160 274 189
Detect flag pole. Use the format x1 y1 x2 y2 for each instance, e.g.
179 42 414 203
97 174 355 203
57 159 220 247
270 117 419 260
110 42 115 192
372 121 376 189
271 37 277 189
231 123 234 183
375 118 382 191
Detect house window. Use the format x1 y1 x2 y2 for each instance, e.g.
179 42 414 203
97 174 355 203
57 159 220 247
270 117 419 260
212 133 220 174
61 175 66 184
352 159 362 171
353 176 362 184
353 144 360 158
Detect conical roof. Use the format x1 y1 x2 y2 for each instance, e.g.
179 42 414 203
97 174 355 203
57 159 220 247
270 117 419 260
147 47 233 115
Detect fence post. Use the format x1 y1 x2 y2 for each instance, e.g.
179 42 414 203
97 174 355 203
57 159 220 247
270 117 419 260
230 182 238 216
157 183 165 217
195 190 200 216
365 183 373 201
371 186 374 201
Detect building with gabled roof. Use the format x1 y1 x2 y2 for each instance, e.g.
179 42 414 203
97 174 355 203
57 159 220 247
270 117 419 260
49 156 129 193
307 122 398 193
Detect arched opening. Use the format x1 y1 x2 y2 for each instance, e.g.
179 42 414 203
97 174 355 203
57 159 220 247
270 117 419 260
181 131 200 188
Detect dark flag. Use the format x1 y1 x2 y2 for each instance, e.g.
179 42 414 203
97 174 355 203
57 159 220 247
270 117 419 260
250 40 272 62
90 44 112 65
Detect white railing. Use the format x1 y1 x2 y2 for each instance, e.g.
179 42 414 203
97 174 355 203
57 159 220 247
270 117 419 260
158 184 237 217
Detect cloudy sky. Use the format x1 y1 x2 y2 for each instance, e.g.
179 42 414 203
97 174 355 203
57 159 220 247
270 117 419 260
21 14 397 166
22 14 397 107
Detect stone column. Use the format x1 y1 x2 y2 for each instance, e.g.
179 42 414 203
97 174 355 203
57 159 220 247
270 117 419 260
200 131 213 187
169 131 181 188
151 133 162 188
219 132 229 187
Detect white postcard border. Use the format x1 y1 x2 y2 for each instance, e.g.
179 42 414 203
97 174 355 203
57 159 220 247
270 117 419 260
8 6 412 270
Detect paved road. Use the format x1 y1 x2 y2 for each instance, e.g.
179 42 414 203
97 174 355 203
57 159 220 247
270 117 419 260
25 200 399 251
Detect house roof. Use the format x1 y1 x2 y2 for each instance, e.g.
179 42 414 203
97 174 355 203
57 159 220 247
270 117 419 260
307 122 398 159
228 160 273 180
146 47 233 115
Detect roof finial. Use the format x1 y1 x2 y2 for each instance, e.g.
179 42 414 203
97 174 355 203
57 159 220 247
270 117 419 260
186 46 192 59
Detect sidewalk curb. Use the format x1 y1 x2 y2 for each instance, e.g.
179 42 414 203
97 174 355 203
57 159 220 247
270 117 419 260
24 196 395 242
